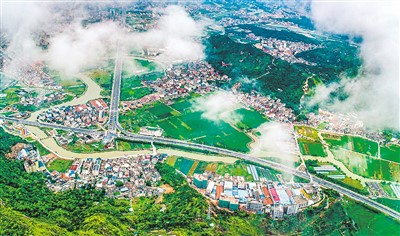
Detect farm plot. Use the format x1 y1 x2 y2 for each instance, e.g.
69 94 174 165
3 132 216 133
322 134 378 156
332 148 400 182
294 126 320 141
233 108 268 130
380 145 400 163
298 139 327 157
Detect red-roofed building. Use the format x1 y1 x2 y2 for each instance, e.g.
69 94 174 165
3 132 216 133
216 184 223 200
99 99 108 109
270 188 280 203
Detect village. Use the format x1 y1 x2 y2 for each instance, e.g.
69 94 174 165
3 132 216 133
5 139 321 219
254 37 321 65
37 98 109 129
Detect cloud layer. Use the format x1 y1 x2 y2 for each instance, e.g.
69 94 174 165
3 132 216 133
307 2 399 130
191 90 243 124
2 3 207 77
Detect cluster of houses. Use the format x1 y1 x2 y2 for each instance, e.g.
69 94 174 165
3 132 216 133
121 62 230 111
254 38 321 65
191 172 319 218
20 91 67 107
47 154 166 198
38 99 108 128
7 143 46 173
146 62 230 100
233 83 295 122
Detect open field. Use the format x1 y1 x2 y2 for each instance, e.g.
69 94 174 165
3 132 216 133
341 177 364 191
298 139 326 156
342 197 400 236
331 148 400 182
0 86 21 109
158 111 252 152
119 97 253 152
381 144 400 163
120 59 161 101
294 126 319 141
88 63 114 97
47 159 73 172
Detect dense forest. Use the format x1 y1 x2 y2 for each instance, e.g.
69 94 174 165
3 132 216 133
0 128 398 235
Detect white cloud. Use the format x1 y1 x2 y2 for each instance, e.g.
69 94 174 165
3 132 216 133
251 122 298 167
307 1 399 130
191 90 243 124
45 21 122 76
130 5 208 64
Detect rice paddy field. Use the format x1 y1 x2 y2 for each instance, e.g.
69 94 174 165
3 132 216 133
381 144 400 163
322 133 379 157
298 139 327 157
331 148 400 182
120 59 162 101
342 197 400 236
125 95 266 152
233 108 269 130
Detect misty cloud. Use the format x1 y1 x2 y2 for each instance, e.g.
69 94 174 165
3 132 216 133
46 21 122 76
251 122 298 166
307 2 399 130
131 5 207 63
191 90 243 124
2 3 208 78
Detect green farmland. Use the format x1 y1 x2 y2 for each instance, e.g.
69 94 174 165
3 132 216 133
375 198 400 213
167 156 254 181
343 197 400 236
120 59 162 101
233 108 269 130
381 144 400 163
120 96 258 153
332 148 400 182
323 133 378 157
298 139 326 157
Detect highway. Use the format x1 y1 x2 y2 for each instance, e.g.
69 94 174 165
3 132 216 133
108 54 123 133
2 115 400 220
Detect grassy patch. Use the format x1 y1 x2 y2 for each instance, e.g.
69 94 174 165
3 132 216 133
340 177 364 190
47 159 73 173
216 161 254 181
89 66 113 97
342 197 400 236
